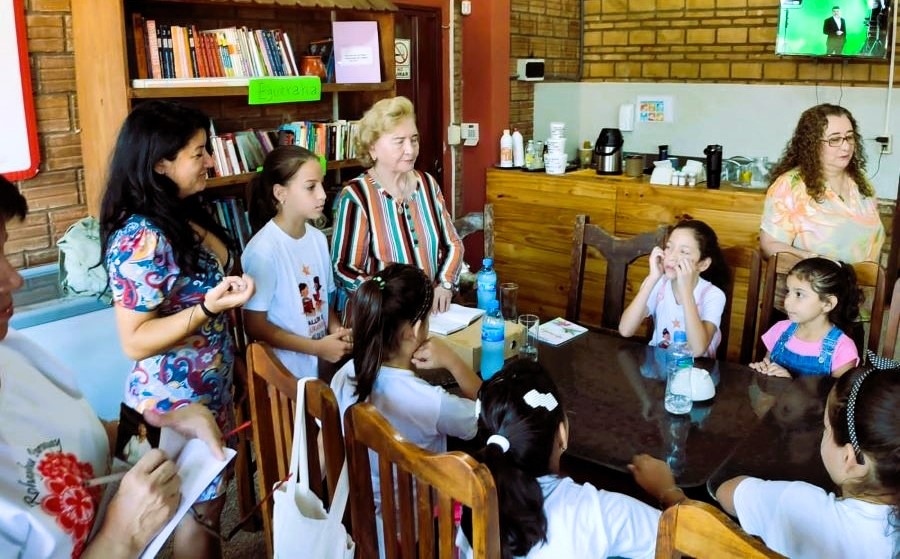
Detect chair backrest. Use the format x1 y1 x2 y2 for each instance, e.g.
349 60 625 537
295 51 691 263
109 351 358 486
883 277 900 359
757 252 886 361
656 499 787 558
719 246 762 363
246 342 345 559
344 402 501 559
567 214 667 330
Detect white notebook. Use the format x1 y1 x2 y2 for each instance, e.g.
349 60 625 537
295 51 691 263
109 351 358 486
428 304 485 336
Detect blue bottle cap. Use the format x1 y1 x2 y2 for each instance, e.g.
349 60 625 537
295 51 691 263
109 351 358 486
483 257 493 266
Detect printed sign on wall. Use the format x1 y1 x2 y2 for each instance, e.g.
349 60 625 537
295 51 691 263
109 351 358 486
395 39 411 80
0 0 40 180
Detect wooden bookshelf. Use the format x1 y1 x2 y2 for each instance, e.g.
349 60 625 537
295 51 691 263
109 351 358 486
72 0 397 216
206 158 363 189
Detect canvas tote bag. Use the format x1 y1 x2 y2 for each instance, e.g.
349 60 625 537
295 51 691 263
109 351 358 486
272 378 355 558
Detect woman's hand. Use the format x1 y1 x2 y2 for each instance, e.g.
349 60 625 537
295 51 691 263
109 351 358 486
144 404 225 460
648 247 665 280
204 274 255 314
85 450 181 558
412 337 463 371
315 330 353 362
748 357 791 378
628 453 683 506
432 286 453 314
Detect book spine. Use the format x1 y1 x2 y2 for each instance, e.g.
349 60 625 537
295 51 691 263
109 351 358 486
255 30 275 76
161 25 175 79
132 13 149 79
278 30 298 76
188 26 202 78
264 30 284 76
145 19 162 80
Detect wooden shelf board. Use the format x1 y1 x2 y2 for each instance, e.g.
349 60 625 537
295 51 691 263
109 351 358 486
130 79 394 99
206 158 363 188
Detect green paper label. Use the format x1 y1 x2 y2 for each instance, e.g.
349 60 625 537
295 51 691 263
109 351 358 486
319 155 327 173
248 77 322 105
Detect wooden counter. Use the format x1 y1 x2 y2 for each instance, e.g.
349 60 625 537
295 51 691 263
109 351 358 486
486 168 767 362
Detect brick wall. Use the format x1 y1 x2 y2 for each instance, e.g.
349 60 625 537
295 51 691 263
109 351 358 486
7 0 85 269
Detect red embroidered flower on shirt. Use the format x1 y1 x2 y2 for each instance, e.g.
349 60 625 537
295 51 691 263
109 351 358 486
36 451 100 558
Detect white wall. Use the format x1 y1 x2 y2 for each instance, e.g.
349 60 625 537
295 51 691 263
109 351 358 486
533 82 899 199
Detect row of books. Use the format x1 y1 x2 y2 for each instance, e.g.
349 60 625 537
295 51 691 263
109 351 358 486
209 130 275 178
207 197 253 251
278 120 361 162
132 13 299 80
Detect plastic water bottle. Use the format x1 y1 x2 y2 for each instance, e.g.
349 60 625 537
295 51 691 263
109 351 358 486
664 331 693 415
512 128 525 167
481 300 505 380
499 129 513 167
476 258 497 310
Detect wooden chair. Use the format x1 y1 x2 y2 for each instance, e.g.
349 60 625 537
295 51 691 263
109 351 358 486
719 246 762 363
567 214 667 330
882 278 900 359
656 499 786 558
344 402 501 559
246 342 345 559
756 252 886 361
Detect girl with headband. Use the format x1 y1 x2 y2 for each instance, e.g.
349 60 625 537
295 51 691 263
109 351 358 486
474 359 660 559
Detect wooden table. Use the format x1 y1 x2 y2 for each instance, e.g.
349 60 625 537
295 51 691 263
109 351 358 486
539 330 794 488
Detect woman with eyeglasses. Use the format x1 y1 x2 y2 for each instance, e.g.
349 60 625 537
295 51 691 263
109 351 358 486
759 103 884 264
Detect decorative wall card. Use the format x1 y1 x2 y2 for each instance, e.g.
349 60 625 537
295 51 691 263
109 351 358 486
332 21 382 83
636 95 674 123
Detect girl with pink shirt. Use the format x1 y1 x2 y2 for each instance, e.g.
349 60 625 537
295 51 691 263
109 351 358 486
750 257 861 378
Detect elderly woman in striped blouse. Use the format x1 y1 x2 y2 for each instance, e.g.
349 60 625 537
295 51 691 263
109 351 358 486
331 96 464 314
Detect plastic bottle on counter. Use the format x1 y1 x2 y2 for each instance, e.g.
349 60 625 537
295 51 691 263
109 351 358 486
480 299 505 380
499 129 513 168
476 258 498 310
665 331 693 415
512 128 525 167
524 139 536 170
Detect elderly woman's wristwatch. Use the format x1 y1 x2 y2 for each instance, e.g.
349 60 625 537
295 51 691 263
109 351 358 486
440 280 456 292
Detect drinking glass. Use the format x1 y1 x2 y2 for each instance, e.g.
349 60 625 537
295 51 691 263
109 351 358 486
500 282 518 320
518 314 540 361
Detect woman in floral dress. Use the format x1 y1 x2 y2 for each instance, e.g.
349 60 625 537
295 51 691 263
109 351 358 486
100 100 255 558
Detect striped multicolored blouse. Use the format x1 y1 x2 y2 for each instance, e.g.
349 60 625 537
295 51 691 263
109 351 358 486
331 170 464 291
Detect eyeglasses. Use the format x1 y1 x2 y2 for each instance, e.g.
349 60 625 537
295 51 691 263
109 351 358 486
821 135 856 148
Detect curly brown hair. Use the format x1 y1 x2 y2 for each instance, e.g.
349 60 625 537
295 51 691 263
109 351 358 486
768 104 872 201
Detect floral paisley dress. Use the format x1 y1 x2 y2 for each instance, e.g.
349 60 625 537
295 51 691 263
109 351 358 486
106 215 234 497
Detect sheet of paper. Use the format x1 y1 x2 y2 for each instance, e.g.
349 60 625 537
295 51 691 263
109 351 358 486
140 439 236 558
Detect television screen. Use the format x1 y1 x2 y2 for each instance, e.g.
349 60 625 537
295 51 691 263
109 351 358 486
776 0 892 58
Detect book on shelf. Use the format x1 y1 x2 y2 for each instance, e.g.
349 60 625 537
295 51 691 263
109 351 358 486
206 197 252 251
537 318 588 346
277 120 360 161
332 21 381 83
428 304 485 336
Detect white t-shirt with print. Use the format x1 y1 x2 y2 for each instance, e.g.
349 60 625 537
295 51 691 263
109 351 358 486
646 276 726 358
243 220 335 378
734 477 894 559
0 330 110 559
519 475 660 559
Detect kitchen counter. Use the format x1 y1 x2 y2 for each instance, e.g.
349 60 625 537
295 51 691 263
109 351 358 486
486 168 767 362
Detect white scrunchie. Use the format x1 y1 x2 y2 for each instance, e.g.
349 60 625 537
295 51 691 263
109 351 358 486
486 434 510 453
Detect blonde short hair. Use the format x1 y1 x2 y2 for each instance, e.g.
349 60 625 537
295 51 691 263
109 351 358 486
355 96 416 168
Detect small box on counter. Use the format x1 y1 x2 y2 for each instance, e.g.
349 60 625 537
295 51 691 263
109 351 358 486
433 318 525 373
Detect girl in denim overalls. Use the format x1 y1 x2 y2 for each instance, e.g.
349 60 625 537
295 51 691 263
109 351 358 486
751 257 862 378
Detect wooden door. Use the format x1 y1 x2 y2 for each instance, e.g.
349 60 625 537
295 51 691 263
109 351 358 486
395 6 444 188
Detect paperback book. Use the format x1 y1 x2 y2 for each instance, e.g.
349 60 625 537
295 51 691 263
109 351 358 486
428 304 485 336
537 317 588 346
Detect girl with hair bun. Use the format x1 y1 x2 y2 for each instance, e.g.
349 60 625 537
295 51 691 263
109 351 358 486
476 359 660 559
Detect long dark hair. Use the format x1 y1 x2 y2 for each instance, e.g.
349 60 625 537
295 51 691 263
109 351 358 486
351 263 433 403
768 104 872 200
0 176 27 222
789 257 862 333
248 145 320 233
99 100 232 276
475 359 566 559
827 367 900 535
669 218 729 290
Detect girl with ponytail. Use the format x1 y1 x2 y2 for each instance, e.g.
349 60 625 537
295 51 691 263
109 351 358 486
330 263 481 557
476 359 660 559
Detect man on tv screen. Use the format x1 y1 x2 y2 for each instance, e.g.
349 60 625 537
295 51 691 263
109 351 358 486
823 6 847 54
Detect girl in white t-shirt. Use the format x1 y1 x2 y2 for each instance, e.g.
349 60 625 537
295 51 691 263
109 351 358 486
243 146 352 378
749 257 861 378
619 218 729 358
631 365 899 559
473 359 660 559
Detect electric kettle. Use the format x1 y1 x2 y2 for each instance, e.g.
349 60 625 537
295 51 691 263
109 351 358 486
594 128 624 175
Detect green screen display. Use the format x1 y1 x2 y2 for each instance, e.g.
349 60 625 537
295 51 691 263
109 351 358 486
776 1 890 58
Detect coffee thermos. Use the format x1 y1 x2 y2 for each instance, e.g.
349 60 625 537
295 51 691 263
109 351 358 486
704 144 722 189
594 128 624 175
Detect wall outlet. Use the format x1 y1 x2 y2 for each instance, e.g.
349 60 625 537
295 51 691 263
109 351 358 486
876 135 892 155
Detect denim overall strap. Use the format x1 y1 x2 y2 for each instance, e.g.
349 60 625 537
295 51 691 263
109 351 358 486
770 322 836 376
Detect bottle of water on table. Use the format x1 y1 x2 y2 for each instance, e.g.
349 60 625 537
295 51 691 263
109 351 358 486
476 258 497 310
664 330 693 415
480 300 505 380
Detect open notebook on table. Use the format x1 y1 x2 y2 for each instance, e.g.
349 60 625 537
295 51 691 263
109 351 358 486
428 304 485 336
